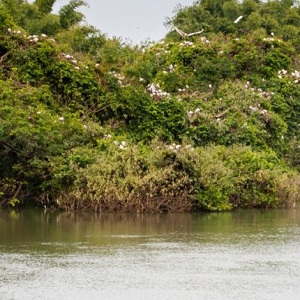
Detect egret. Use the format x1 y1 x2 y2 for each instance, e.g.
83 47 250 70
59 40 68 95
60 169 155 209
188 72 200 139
172 25 204 38
234 16 243 24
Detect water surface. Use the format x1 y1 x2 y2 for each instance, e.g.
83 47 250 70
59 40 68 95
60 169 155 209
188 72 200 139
0 209 300 299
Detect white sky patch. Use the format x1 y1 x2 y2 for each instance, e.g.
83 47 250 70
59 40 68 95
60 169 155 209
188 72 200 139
52 0 194 44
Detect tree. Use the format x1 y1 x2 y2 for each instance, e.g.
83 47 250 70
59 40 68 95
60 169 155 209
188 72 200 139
34 0 56 14
59 0 87 30
0 2 14 32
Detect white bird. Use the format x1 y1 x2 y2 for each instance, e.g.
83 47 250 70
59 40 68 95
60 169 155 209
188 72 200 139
172 25 204 38
233 16 243 24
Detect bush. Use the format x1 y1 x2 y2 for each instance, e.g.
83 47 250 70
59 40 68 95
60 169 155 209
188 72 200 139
51 142 300 212
56 142 195 212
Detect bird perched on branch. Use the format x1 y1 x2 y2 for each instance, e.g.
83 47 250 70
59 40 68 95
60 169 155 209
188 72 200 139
233 16 243 24
171 24 204 38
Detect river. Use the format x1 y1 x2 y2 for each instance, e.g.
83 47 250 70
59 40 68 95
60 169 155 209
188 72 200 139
1 209 300 299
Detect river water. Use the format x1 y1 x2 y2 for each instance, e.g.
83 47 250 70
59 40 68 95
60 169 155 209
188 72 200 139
0 209 300 300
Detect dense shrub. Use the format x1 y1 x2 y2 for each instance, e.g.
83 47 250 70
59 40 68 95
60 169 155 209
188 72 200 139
55 142 195 212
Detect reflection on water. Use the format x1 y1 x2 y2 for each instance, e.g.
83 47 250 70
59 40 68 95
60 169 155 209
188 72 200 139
0 209 300 299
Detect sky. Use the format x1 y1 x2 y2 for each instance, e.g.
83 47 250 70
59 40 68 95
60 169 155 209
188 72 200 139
52 0 195 44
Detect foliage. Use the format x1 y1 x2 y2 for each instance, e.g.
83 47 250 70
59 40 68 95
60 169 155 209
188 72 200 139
57 142 194 212
54 143 300 212
55 25 106 55
0 2 14 32
0 79 102 206
1 0 300 211
167 0 300 49
58 0 86 30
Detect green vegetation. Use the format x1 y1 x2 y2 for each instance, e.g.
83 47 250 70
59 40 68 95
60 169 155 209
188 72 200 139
1 0 300 212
